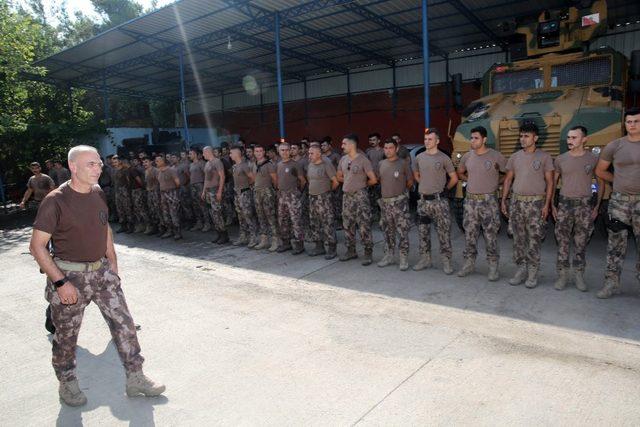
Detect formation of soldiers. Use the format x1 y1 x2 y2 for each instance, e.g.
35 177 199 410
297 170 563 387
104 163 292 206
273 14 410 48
24 108 639 300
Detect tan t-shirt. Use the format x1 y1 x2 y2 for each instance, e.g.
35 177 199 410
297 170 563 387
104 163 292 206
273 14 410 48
253 160 276 190
145 167 160 191
27 174 55 201
506 149 554 196
232 161 252 190
554 151 598 198
600 136 640 195
339 153 373 193
307 159 337 196
277 159 302 193
366 147 385 175
158 167 178 191
204 158 224 189
459 148 506 194
189 160 205 184
33 183 108 262
379 157 412 198
413 150 455 195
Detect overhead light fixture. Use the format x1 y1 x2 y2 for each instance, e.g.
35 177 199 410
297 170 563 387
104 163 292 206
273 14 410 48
227 35 232 50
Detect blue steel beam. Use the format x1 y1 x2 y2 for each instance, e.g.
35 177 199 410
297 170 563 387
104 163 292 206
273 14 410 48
179 51 191 147
422 0 430 128
341 2 447 59
223 0 395 67
275 12 285 141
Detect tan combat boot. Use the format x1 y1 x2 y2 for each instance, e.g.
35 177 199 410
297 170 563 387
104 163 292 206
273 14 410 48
554 267 569 290
254 235 269 250
412 253 432 271
508 265 527 286
398 254 409 271
125 371 166 397
339 246 357 262
59 379 87 407
456 258 475 277
247 235 259 248
442 257 454 275
134 223 146 233
361 248 373 266
524 265 539 289
232 232 248 246
377 251 395 268
574 268 588 292
324 244 337 260
597 276 621 299
291 240 305 255
268 236 279 252
487 260 499 282
307 241 325 256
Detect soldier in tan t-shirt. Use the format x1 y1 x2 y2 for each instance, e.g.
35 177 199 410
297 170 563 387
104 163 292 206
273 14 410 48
412 128 458 274
187 148 211 232
156 155 182 240
501 122 554 288
202 146 228 244
377 139 413 270
20 161 55 210
552 126 603 291
336 134 378 265
275 142 307 254
595 108 640 298
366 132 384 222
306 144 339 258
230 146 258 247
456 126 506 280
142 158 161 235
252 145 279 251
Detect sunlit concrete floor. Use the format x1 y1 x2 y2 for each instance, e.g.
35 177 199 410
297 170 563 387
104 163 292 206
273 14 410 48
1 213 640 426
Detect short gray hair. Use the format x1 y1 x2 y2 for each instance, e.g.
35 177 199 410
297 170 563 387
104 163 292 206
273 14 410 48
68 145 98 163
202 145 213 153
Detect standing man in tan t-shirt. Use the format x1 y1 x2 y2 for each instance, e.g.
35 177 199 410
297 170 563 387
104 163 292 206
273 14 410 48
230 146 258 247
595 107 640 298
552 126 602 292
377 139 413 271
456 125 506 281
366 132 385 222
30 145 164 407
412 128 458 274
337 134 378 265
252 145 279 251
19 161 55 210
202 146 229 244
501 122 554 288
307 143 339 259
156 155 183 240
142 158 162 235
275 142 306 254
188 148 210 232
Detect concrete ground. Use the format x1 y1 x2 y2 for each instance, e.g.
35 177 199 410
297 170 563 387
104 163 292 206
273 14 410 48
1 212 640 426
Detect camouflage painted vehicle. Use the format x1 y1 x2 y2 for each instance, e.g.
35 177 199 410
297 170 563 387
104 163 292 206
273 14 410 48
450 0 627 230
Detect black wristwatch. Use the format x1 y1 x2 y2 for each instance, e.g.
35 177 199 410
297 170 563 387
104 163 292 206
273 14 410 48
52 277 69 288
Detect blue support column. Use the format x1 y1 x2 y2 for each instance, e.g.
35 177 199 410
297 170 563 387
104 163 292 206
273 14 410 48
275 12 285 141
179 50 191 148
421 0 430 128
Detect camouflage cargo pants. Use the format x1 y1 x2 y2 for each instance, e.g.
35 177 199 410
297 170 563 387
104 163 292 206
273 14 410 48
115 187 133 225
46 259 143 382
234 189 258 238
342 189 372 250
333 186 343 224
131 188 149 226
554 197 594 270
146 189 161 226
160 188 181 228
605 194 640 281
205 187 226 232
254 187 278 237
417 197 452 258
103 186 116 220
301 186 310 236
308 192 337 246
179 186 194 222
463 196 500 262
189 182 210 225
509 198 546 268
278 191 304 242
380 194 410 257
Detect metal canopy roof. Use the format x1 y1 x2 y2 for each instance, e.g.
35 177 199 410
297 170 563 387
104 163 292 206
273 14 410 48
33 0 640 100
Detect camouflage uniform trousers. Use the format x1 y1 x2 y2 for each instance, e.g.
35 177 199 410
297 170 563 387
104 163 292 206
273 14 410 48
416 197 452 258
179 185 194 223
605 194 640 281
554 197 594 271
234 189 258 238
379 194 410 257
103 186 116 221
115 186 133 226
223 181 236 226
46 259 143 382
301 186 310 237
146 189 162 226
160 188 181 229
509 198 546 268
278 190 304 242
333 186 343 226
189 182 210 226
205 187 226 232
308 192 337 246
463 196 501 263
342 189 372 250
131 188 149 226
254 187 278 238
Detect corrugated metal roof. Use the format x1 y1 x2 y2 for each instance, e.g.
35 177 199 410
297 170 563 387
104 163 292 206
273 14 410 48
33 0 640 99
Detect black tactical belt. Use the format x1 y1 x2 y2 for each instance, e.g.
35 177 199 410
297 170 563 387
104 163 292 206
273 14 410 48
558 195 591 206
420 192 445 201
